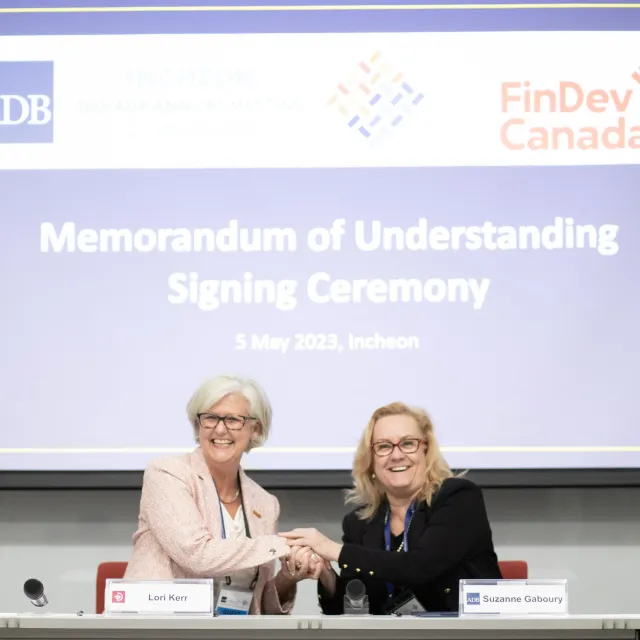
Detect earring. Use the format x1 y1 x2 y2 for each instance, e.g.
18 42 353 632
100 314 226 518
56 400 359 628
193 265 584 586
371 473 376 479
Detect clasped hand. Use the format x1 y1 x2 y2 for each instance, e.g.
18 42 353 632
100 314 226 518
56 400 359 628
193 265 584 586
279 544 329 582
277 528 342 582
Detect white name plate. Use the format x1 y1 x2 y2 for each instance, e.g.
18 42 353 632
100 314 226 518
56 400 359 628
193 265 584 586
459 579 568 616
105 579 214 616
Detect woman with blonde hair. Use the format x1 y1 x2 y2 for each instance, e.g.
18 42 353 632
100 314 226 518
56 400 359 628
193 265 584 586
125 373 322 615
281 401 502 614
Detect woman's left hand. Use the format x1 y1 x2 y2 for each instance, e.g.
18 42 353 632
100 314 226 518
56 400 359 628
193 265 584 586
279 528 342 562
277 545 324 583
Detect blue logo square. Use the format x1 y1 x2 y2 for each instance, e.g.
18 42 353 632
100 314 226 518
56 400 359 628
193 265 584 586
0 61 54 144
466 592 481 605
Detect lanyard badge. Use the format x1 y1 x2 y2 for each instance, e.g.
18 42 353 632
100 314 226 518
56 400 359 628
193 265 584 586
383 502 415 599
214 473 260 597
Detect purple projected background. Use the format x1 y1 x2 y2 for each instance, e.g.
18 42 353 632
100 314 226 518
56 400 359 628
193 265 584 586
1 1 639 471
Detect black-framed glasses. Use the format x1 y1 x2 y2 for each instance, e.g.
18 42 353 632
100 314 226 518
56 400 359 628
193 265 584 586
197 413 257 431
372 437 425 457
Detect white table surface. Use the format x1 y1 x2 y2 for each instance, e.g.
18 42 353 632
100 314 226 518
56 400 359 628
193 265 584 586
1 614 639 630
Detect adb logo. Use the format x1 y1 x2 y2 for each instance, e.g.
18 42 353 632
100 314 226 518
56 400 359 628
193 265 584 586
0 61 54 144
466 592 481 605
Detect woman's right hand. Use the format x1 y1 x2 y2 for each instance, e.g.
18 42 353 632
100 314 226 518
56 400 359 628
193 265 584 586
286 548 336 597
280 545 315 582
281 546 331 581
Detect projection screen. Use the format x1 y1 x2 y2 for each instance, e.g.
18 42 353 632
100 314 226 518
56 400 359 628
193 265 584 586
1 0 639 488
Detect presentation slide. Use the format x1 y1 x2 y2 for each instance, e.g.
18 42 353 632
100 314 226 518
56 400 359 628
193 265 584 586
1 1 639 473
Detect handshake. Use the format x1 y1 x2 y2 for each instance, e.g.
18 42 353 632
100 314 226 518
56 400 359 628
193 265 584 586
276 527 341 583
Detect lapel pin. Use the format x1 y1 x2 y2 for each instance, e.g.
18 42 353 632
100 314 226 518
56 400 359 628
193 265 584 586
253 510 262 518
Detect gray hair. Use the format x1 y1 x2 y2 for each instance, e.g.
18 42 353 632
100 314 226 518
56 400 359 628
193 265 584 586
186 373 272 450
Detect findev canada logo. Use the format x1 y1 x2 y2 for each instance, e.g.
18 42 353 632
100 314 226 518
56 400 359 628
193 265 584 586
499 64 640 152
0 61 54 144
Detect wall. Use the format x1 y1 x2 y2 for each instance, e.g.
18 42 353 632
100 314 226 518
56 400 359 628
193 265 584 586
0 487 638 615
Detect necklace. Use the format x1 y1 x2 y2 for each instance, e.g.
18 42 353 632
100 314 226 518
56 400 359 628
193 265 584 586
385 505 416 552
218 488 240 504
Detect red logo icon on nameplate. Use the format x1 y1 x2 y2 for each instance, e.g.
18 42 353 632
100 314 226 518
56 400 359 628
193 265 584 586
112 590 126 603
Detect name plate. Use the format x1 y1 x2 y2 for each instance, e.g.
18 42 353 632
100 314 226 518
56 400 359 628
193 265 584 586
105 579 214 616
459 579 568 616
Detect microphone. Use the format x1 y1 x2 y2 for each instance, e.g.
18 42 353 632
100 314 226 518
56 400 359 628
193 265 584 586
346 579 366 606
23 579 49 608
343 578 369 615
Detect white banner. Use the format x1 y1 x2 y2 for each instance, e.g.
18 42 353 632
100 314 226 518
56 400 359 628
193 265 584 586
459 580 568 616
1 32 639 169
104 579 214 615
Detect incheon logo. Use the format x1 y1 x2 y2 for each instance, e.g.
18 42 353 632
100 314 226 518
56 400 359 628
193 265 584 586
327 51 424 142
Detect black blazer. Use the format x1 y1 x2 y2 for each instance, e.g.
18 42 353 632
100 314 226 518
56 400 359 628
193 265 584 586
318 477 502 614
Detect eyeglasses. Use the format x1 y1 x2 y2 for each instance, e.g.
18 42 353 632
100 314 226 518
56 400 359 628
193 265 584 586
371 437 425 457
197 413 257 431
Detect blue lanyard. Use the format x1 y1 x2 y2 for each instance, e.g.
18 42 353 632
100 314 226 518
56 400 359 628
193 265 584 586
213 474 259 590
383 502 414 598
217 494 229 540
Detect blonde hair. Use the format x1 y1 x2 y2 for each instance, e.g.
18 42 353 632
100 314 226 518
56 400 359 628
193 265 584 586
345 401 455 520
186 373 272 451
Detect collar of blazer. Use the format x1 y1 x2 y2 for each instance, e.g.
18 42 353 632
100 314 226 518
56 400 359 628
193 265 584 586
189 447 269 539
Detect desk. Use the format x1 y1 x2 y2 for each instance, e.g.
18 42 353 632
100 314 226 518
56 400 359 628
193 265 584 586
0 614 638 640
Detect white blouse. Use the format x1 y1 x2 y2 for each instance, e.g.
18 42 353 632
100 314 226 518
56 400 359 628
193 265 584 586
214 505 258 602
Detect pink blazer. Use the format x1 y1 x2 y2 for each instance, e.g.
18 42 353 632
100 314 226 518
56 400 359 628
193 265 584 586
124 448 295 614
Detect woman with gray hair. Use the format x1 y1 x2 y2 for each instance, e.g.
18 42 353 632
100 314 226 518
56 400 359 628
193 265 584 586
124 373 321 615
